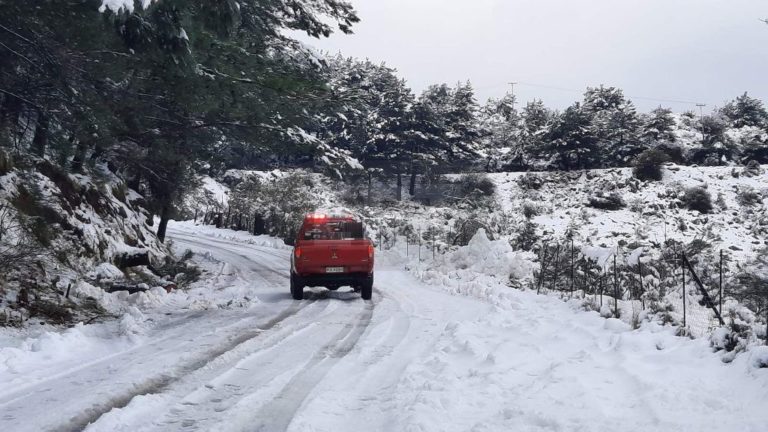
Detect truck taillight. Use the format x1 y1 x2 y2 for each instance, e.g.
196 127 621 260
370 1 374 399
368 244 374 259
295 247 302 259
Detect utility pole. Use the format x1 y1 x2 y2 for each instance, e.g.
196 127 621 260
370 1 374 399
696 103 707 142
695 103 707 120
508 82 518 110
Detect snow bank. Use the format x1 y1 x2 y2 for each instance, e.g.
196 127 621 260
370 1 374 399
382 229 537 310
444 229 535 280
170 220 291 250
0 319 140 395
99 0 153 13
749 346 768 369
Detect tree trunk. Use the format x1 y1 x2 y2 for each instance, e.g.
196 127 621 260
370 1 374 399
32 111 48 158
366 174 372 207
157 204 171 243
409 170 417 197
128 172 141 191
396 172 402 201
0 95 21 147
70 139 90 173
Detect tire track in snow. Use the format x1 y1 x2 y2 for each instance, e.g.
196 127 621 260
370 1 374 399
172 234 289 288
47 231 304 432
251 298 376 432
54 300 315 432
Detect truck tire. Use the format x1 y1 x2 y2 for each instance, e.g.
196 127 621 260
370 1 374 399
290 274 304 300
361 277 373 300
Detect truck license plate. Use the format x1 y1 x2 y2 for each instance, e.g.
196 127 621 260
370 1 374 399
326 267 344 273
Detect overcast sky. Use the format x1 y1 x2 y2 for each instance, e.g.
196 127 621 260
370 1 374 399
297 0 768 113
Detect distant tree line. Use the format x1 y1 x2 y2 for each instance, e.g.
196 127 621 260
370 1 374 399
310 58 768 186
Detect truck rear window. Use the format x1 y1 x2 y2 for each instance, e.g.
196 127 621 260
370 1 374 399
301 221 365 240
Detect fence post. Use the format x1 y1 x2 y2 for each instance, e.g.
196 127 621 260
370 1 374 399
638 258 645 310
406 235 409 257
599 271 604 308
551 244 561 292
570 238 575 296
682 252 687 329
719 250 723 318
613 252 618 317
418 229 421 262
432 236 435 260
537 243 549 295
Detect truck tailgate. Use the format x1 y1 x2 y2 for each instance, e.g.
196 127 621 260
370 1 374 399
296 240 372 273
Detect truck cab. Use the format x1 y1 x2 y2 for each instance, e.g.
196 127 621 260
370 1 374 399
290 213 375 300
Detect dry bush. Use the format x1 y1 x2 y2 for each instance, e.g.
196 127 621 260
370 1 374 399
588 192 625 211
0 204 41 271
737 187 763 208
518 173 544 191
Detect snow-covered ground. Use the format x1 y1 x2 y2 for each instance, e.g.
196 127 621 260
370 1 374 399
1 221 766 431
491 164 768 262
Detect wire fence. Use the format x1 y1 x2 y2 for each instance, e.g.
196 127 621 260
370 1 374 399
199 211 754 339
374 228 737 338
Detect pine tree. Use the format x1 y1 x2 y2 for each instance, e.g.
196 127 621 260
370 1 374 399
721 92 768 128
479 93 518 171
642 107 677 144
690 113 735 165
582 86 641 166
545 103 598 171
448 81 483 163
516 99 554 170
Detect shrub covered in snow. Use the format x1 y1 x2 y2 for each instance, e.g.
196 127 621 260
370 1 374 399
632 148 669 181
682 186 714 213
446 174 497 209
435 229 536 285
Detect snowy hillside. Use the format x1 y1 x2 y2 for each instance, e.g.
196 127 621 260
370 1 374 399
0 160 169 326
492 164 767 262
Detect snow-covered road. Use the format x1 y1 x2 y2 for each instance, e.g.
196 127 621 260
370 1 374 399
1 222 767 432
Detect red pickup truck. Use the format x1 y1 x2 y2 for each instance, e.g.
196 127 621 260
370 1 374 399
290 213 375 300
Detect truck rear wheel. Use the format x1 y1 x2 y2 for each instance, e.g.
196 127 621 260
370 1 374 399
290 274 304 300
361 277 373 300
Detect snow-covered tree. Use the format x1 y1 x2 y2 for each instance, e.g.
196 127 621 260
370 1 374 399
544 103 598 171
642 107 677 144
721 93 768 129
582 86 642 166
518 100 555 168
447 81 484 164
690 113 735 165
479 93 519 171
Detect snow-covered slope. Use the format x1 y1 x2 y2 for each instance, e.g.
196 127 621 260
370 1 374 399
493 164 767 262
0 160 168 326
